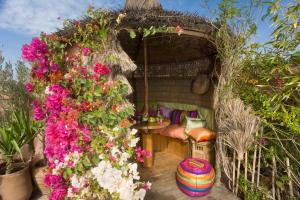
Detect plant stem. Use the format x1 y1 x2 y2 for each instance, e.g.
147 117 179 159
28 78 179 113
235 159 241 195
286 157 294 197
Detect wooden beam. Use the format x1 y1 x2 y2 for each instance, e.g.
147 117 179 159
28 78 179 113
143 39 149 114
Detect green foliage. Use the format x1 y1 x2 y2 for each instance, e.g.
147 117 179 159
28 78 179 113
127 25 174 39
214 0 300 198
238 175 268 200
264 0 300 52
0 108 37 174
0 52 31 120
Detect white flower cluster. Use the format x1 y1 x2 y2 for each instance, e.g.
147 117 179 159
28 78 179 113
52 151 81 175
91 160 148 200
67 174 90 199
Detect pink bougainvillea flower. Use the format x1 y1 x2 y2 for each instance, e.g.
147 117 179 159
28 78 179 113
143 182 151 191
31 99 41 107
93 63 111 76
51 63 59 72
45 175 67 200
49 187 67 200
105 141 114 149
22 37 48 62
135 147 152 163
25 82 34 92
33 105 46 121
82 47 91 56
22 37 50 79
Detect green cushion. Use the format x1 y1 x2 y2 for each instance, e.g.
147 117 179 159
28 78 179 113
184 117 206 133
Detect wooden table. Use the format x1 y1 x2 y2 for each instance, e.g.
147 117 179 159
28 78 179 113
134 119 171 168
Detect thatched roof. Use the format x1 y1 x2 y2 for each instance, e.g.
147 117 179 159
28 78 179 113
57 7 217 73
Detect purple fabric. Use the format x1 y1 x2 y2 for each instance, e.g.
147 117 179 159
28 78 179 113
171 110 182 124
159 106 173 119
171 110 199 124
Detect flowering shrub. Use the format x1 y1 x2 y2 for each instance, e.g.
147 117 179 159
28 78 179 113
22 9 151 200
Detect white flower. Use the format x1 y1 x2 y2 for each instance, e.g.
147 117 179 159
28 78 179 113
128 163 140 180
130 129 138 136
111 146 121 157
133 189 146 200
64 155 70 162
129 137 140 147
72 151 81 164
70 174 85 189
118 178 134 200
119 152 130 165
67 187 74 198
91 160 123 194
45 86 51 95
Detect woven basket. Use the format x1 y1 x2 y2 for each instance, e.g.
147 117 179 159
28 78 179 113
190 140 215 166
192 74 210 95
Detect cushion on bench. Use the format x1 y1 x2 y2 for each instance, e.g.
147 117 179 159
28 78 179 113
160 125 187 140
187 128 216 142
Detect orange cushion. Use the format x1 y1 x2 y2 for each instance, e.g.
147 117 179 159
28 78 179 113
187 128 216 142
160 125 187 140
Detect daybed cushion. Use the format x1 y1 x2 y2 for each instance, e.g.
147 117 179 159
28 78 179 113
170 110 198 124
161 125 187 140
187 128 216 142
184 117 206 133
159 105 173 119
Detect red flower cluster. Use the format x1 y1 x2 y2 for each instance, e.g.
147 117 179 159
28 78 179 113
93 63 111 76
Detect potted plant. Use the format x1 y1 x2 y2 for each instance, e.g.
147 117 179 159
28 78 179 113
0 109 36 200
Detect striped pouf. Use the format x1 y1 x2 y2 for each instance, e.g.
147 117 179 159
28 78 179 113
176 158 215 197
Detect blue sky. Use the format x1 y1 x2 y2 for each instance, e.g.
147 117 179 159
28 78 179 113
0 0 272 65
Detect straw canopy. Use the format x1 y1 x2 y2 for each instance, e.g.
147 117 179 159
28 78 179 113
56 1 218 74
115 9 217 67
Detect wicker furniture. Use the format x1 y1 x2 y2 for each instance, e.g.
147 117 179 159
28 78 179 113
190 140 215 166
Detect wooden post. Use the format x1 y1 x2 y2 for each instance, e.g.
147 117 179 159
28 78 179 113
251 131 258 188
256 129 262 188
142 130 154 168
286 158 294 197
235 159 241 195
272 156 276 200
244 151 248 191
232 151 236 192
143 39 149 114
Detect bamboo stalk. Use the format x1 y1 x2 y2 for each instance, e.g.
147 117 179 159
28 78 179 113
272 156 276 200
244 151 248 191
251 131 258 188
235 159 241 195
245 151 248 180
286 158 294 197
256 129 262 188
232 151 236 192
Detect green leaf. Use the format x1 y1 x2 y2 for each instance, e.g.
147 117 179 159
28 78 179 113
11 140 23 161
129 30 136 39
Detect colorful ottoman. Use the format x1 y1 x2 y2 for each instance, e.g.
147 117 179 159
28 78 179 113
176 158 215 197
